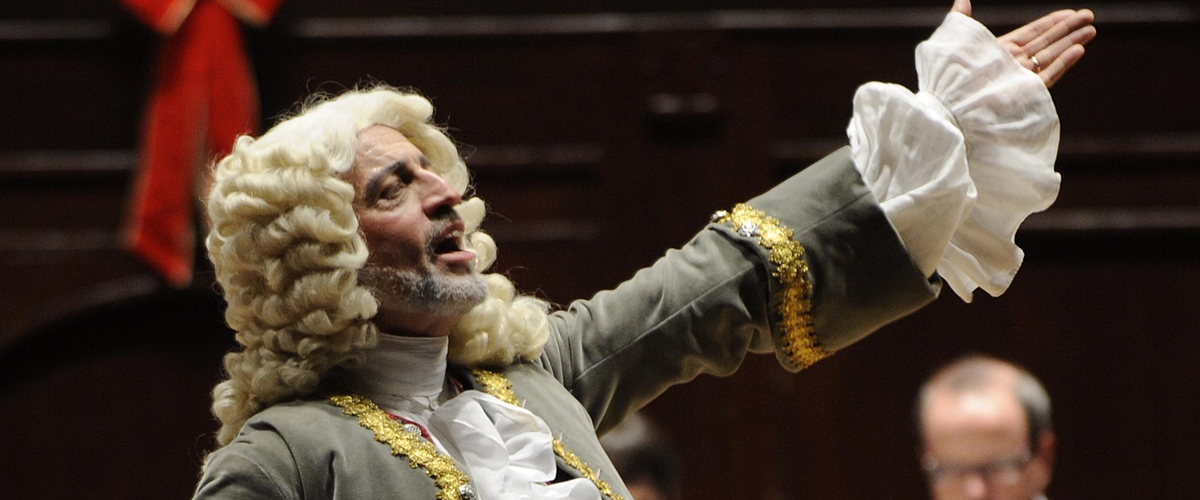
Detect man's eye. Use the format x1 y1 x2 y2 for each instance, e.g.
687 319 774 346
380 183 404 200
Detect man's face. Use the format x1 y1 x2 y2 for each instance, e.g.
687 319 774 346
921 388 1052 500
345 125 487 335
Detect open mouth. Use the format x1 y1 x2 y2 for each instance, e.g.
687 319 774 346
429 219 475 266
433 230 464 255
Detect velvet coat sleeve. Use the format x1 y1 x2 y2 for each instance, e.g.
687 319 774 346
533 147 941 434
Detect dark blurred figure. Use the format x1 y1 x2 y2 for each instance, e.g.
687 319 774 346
916 356 1055 500
600 412 680 500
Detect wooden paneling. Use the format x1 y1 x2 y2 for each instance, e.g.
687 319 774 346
2 1 1199 499
0 22 151 150
0 289 234 500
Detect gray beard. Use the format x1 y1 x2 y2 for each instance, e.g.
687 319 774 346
359 264 488 317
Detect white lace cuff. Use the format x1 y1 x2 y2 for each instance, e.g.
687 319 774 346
849 11 1061 302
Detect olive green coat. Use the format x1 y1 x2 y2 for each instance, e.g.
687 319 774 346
193 148 940 500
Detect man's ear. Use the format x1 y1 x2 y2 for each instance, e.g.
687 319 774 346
917 443 938 475
1037 431 1057 473
1026 431 1057 494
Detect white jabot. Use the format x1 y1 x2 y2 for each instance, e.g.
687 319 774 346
848 12 1061 302
430 392 602 500
348 335 602 500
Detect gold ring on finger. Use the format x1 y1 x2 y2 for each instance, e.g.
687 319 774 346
1030 55 1042 73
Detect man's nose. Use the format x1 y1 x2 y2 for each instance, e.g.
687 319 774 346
416 167 462 214
961 473 989 500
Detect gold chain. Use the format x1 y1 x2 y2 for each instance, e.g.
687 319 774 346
329 394 472 500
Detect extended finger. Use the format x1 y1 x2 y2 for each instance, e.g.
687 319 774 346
1041 45 1086 88
1033 24 1097 69
999 9 1075 46
1023 10 1096 57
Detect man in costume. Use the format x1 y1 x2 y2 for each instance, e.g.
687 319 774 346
917 356 1056 500
194 2 1094 498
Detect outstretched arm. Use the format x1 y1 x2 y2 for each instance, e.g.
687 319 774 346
538 150 939 434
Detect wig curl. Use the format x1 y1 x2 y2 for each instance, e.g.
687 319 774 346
207 86 550 447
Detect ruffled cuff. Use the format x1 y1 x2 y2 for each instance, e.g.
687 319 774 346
919 12 1061 302
850 12 1060 302
848 82 975 280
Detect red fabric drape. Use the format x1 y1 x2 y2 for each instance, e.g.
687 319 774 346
119 0 281 287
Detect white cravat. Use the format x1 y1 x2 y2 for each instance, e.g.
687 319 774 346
430 392 603 500
348 334 602 500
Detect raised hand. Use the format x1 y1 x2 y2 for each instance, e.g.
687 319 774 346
999 9 1096 87
952 0 1097 88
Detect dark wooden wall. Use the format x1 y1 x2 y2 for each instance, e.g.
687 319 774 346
2 1 1198 499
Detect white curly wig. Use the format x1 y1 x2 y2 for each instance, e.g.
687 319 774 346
206 86 551 447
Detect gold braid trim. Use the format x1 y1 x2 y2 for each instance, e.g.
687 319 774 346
471 369 627 500
329 394 472 500
551 440 620 500
713 203 829 370
471 369 519 406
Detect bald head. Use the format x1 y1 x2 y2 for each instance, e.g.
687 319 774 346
918 356 1052 449
916 356 1055 500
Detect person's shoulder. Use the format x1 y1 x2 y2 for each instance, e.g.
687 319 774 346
197 402 329 499
242 397 355 441
251 397 345 424
206 398 354 471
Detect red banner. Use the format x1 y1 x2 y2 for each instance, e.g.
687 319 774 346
118 0 282 287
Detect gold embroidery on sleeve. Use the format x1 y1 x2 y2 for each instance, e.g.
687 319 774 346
330 394 473 500
713 203 829 369
470 369 627 500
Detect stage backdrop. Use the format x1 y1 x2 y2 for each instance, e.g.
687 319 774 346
2 1 1198 498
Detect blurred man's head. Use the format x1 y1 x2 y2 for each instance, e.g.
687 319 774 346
916 356 1055 500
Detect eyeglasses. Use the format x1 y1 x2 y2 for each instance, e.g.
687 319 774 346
922 451 1032 488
